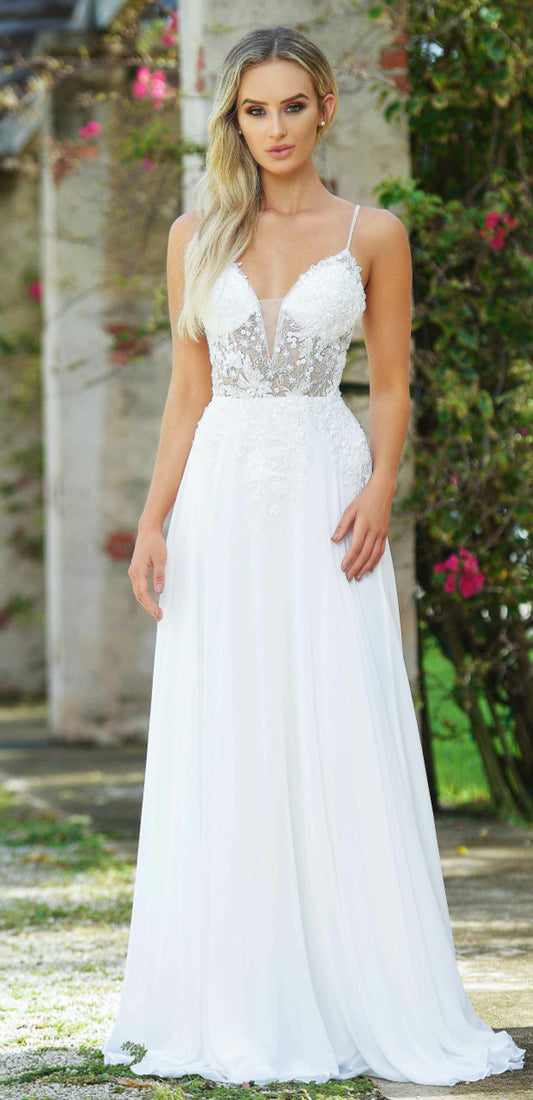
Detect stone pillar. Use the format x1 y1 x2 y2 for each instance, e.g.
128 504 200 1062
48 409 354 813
40 84 172 742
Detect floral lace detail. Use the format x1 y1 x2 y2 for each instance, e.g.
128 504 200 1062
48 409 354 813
190 394 373 531
189 217 372 528
201 251 366 398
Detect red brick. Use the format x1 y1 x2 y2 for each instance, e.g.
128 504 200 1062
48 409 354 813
379 46 408 69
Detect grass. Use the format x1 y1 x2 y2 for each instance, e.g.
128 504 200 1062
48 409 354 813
421 635 493 810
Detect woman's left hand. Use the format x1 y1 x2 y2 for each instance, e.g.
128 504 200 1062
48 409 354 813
331 472 396 581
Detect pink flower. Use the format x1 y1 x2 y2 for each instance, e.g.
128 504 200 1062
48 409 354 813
132 65 153 100
434 546 485 598
480 210 517 251
26 278 42 301
132 66 169 109
485 212 500 229
161 10 179 46
78 120 101 139
434 553 459 573
459 572 485 597
490 231 506 250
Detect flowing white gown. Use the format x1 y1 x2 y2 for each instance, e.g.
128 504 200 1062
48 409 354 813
101 203 525 1086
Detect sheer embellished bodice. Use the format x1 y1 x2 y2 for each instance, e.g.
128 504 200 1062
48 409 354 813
189 203 372 529
201 204 366 397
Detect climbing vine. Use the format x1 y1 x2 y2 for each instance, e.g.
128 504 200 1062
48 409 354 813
370 0 533 817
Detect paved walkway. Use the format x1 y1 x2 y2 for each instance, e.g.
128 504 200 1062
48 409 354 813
0 706 531 1098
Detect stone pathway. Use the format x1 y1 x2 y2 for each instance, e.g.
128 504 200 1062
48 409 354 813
0 707 531 1099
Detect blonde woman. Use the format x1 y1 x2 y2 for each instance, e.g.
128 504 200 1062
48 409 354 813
102 24 525 1090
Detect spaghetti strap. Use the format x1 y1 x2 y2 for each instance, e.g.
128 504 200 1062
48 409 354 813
346 203 361 250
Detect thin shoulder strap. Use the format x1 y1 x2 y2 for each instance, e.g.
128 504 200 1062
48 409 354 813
346 203 361 250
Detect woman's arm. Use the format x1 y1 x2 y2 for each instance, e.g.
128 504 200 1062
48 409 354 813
331 209 413 582
128 211 213 620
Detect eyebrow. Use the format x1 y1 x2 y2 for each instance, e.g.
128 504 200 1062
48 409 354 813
240 92 310 106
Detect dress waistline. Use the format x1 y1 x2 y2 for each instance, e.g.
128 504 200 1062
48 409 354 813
209 389 343 405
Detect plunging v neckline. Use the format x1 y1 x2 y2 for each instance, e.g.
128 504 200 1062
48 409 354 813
233 245 361 309
231 248 364 366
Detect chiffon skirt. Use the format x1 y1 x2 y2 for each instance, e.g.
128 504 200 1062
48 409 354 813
101 392 525 1086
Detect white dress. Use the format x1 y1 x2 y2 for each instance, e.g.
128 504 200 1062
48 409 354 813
101 203 525 1086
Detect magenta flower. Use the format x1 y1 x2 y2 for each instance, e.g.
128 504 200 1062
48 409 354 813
78 120 101 139
26 278 42 301
132 65 169 109
433 546 485 598
480 211 517 251
132 65 153 100
161 10 179 46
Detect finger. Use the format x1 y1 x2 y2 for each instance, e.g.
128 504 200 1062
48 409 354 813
349 536 387 581
331 505 355 542
131 575 162 620
345 533 379 580
341 523 369 572
152 554 167 595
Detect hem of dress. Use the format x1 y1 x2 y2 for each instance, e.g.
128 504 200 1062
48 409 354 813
101 1040 526 1088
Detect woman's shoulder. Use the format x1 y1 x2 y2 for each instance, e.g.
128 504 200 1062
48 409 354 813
168 208 201 247
355 203 408 239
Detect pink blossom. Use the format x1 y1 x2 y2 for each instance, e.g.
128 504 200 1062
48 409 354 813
132 66 169 108
490 231 506 250
434 546 486 598
78 120 101 139
150 72 168 106
26 278 42 301
485 212 500 229
434 553 459 573
132 65 153 100
161 10 179 45
481 210 517 251
459 572 485 597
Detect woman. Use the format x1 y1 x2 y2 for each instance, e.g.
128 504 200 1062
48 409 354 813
101 24 525 1088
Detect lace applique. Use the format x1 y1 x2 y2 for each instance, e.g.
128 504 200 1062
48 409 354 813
188 227 372 529
190 394 373 531
201 251 366 399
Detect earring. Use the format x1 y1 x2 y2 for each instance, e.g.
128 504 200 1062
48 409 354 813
320 120 325 126
237 129 242 134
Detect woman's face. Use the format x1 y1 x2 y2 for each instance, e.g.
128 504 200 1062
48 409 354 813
234 58 334 171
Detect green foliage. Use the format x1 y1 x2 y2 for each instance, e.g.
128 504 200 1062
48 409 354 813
373 0 533 818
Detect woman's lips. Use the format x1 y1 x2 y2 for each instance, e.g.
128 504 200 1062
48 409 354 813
267 146 294 159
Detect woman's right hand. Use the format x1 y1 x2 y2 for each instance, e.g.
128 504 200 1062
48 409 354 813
128 525 168 622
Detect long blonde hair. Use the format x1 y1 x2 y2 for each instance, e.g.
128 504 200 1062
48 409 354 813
176 25 339 342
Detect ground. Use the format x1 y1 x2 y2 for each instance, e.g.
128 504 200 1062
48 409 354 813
0 707 531 1100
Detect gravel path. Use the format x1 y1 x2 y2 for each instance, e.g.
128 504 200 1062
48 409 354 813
0 793 382 1100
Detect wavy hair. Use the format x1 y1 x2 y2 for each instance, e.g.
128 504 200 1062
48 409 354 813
176 25 338 341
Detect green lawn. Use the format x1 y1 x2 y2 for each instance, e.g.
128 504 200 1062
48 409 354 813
422 635 492 810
